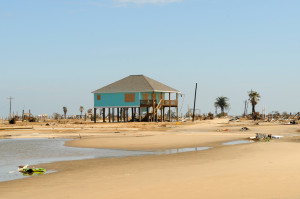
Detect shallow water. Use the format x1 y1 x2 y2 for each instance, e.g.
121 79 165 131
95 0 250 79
0 138 211 182
222 140 251 145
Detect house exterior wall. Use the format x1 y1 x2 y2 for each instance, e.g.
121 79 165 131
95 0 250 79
94 92 167 108
94 92 140 108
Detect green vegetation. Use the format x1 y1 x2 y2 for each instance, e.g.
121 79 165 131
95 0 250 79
63 107 68 119
248 90 261 120
214 96 230 117
79 106 84 118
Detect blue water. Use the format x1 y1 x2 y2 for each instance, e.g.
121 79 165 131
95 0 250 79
0 138 211 182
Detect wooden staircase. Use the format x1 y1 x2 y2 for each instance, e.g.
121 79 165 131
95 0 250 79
142 99 163 122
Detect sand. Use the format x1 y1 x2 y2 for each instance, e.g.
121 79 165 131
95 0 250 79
1 119 300 199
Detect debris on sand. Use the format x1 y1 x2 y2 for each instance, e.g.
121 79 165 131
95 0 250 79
241 127 249 131
18 165 46 175
229 117 239 122
217 129 230 132
249 133 283 142
271 135 283 139
285 120 298 125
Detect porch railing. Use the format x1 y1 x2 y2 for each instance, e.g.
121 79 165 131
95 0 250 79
140 100 177 107
162 100 177 106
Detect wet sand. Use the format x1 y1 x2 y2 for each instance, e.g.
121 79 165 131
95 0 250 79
1 119 300 199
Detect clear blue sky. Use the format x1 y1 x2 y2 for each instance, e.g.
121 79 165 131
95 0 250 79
1 0 299 118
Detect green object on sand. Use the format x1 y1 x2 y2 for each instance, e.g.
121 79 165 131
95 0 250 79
22 168 46 174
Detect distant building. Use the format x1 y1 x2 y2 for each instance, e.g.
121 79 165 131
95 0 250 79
92 75 180 122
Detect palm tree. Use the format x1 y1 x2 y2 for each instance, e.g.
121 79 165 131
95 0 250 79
214 96 230 116
79 106 84 118
248 90 261 119
63 106 68 119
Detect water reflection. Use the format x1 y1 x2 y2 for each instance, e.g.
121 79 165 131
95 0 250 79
222 140 251 145
156 147 212 155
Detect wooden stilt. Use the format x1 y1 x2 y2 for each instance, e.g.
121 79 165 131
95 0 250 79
139 107 141 122
103 108 106 123
108 108 111 123
152 92 155 122
117 108 120 123
119 108 121 122
135 108 137 122
94 108 96 123
131 107 134 122
112 108 115 123
176 93 179 122
126 108 129 122
169 92 171 122
161 92 163 122
147 107 149 122
123 108 126 122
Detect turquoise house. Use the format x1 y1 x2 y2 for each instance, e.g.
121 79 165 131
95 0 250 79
92 75 180 122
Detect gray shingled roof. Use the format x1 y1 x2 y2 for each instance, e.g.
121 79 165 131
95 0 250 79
92 75 179 93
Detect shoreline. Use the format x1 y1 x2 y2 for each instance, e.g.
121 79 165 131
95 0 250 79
1 119 300 199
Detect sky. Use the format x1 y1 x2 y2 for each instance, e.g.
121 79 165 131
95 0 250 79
1 0 300 118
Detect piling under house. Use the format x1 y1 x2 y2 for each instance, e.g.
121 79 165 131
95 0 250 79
92 75 180 123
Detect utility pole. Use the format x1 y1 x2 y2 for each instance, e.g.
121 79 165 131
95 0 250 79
243 100 248 117
192 83 198 122
262 105 266 119
7 96 14 119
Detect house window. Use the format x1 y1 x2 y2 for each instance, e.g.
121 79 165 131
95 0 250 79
130 93 135 102
125 93 135 102
143 93 149 100
97 94 101 100
152 94 157 100
125 94 130 102
159 94 164 100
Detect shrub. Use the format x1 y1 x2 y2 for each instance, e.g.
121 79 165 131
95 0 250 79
216 113 228 118
53 113 61 120
9 118 16 124
28 117 37 122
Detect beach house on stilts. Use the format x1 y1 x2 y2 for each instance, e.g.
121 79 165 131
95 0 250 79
92 75 180 123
